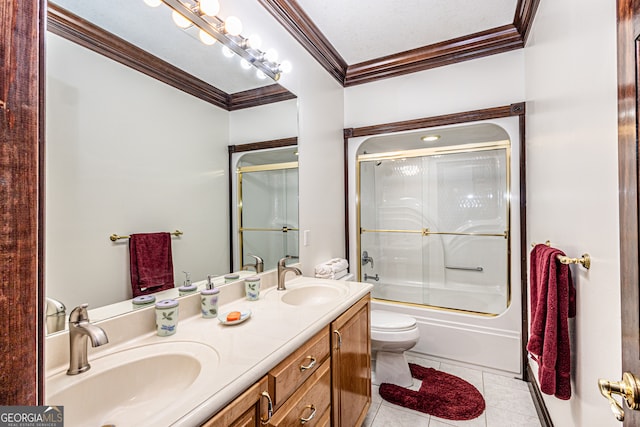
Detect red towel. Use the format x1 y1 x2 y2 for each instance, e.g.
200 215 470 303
129 232 175 297
527 244 576 400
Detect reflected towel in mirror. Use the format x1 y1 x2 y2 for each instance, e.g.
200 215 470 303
129 232 175 297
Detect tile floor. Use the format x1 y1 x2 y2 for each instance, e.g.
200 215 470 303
365 354 542 427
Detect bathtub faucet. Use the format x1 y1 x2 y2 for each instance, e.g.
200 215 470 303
362 251 374 268
364 273 379 282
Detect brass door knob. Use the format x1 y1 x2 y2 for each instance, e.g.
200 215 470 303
598 372 640 421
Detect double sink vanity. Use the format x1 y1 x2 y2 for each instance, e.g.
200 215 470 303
45 271 373 426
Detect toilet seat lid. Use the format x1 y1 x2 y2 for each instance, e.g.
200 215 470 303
371 310 417 332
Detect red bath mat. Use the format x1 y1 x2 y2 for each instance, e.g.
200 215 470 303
379 363 485 420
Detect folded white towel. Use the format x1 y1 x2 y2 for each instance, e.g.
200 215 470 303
315 258 349 276
314 269 348 280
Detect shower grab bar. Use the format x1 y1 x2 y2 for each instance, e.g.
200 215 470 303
531 240 591 270
445 266 483 272
360 228 508 238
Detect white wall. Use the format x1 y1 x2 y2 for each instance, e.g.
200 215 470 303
345 50 525 127
229 99 298 145
524 0 620 425
226 0 346 275
46 33 230 309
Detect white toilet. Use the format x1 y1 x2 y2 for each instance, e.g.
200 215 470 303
371 309 420 387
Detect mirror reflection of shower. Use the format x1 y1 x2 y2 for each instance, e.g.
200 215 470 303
235 146 299 272
357 123 511 316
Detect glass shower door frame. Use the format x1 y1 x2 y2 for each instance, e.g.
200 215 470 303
237 161 299 271
356 140 512 316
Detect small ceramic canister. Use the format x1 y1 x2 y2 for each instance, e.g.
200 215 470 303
201 288 220 318
132 294 156 310
224 273 240 284
155 299 179 337
245 276 260 301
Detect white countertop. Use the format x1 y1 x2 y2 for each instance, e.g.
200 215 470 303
45 275 372 426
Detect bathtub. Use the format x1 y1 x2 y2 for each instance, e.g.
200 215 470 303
370 288 522 377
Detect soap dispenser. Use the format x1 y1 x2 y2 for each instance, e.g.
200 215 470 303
178 271 197 296
201 274 220 318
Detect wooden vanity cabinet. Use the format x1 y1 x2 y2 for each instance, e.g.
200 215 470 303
202 376 269 427
331 295 371 427
203 293 371 427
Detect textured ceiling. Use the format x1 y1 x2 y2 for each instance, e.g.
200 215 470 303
295 0 519 64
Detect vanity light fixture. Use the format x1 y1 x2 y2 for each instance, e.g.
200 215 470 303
155 0 286 81
421 135 441 142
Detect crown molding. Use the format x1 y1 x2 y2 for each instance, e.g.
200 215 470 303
258 0 539 87
344 25 523 86
229 84 296 110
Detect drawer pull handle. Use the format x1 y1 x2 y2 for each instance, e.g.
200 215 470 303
260 391 274 425
300 404 316 424
300 356 316 372
333 329 342 350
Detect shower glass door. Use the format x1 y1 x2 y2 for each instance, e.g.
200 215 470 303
238 163 299 271
358 141 510 315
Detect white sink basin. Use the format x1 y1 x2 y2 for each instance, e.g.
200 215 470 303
281 282 349 306
46 341 219 426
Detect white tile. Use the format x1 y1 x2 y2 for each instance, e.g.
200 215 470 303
483 371 529 392
429 412 487 427
483 380 538 418
371 383 382 404
371 403 430 427
485 405 541 427
364 400 382 427
407 379 423 392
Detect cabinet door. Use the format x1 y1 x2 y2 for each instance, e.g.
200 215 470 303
331 294 371 427
203 376 271 427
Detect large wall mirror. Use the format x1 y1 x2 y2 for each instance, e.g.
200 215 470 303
44 0 298 334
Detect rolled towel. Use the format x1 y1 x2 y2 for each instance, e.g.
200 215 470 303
315 258 350 277
330 258 349 272
314 263 333 276
315 268 349 280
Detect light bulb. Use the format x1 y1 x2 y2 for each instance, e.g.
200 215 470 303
172 10 191 28
256 69 266 80
247 34 262 50
421 135 440 142
240 59 252 70
264 48 278 62
222 46 235 58
199 30 216 45
143 0 162 7
280 60 292 74
199 0 219 16
224 16 243 36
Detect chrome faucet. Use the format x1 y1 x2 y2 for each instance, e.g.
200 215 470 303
242 254 264 273
277 256 302 291
67 303 109 375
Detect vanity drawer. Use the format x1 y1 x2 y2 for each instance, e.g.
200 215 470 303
268 326 330 410
267 359 331 426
